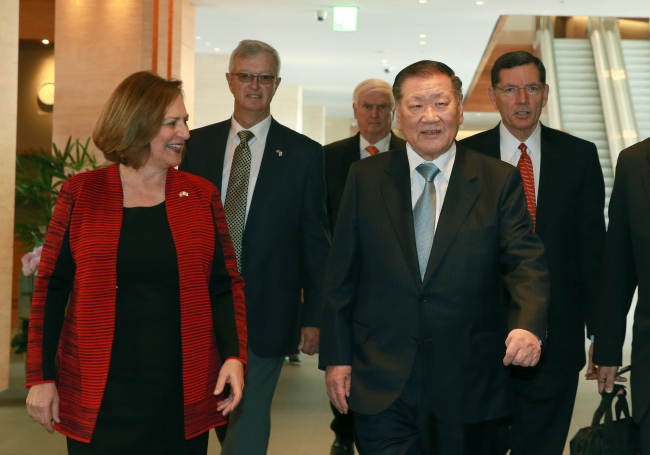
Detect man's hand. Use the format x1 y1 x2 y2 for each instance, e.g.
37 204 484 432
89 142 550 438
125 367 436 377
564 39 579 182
326 365 352 414
214 358 245 416
585 342 598 380
596 365 627 394
298 327 319 355
26 383 60 433
503 329 541 367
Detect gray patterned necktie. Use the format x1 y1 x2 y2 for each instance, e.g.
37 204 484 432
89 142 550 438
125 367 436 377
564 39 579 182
224 130 254 272
413 162 440 280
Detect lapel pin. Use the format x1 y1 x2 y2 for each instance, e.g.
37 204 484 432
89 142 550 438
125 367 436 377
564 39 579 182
276 149 283 157
179 191 189 198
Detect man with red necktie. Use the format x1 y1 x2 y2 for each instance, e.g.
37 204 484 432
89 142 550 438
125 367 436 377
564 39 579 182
460 51 606 455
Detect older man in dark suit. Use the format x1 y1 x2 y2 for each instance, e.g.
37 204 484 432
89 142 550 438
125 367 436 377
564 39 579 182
323 78 405 455
180 40 330 455
320 60 549 454
594 137 650 454
460 51 606 455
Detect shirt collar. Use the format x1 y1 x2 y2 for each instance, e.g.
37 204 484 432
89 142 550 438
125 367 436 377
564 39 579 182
407 141 455 183
229 114 272 145
360 132 392 153
499 121 542 161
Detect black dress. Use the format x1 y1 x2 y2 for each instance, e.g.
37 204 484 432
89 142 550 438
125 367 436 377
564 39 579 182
67 202 208 455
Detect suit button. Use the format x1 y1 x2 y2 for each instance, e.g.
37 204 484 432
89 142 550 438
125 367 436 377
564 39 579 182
410 336 421 344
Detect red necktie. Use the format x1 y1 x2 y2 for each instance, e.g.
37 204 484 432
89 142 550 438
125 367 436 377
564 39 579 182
517 143 537 233
366 146 379 156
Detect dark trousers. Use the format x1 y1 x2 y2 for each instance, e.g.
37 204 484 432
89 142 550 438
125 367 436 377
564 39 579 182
353 352 498 455
641 407 650 455
330 401 355 441
508 373 579 455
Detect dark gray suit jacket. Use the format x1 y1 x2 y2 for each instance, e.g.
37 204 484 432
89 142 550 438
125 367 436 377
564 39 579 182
180 118 330 357
324 131 406 232
594 137 650 422
320 144 549 424
460 124 605 395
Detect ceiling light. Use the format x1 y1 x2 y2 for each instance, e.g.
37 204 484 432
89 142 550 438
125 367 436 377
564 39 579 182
476 1 484 4
205 42 211 45
332 6 358 32
42 39 49 44
214 48 220 51
418 0 427 3
195 36 201 40
420 41 426 45
419 34 426 38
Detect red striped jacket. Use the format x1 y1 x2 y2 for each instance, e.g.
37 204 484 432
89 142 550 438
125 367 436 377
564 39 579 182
26 163 247 442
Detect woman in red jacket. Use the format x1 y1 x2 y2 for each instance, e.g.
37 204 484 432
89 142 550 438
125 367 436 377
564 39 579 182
25 71 248 454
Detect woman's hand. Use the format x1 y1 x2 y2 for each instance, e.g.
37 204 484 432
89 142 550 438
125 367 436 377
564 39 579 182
214 359 245 416
26 383 60 433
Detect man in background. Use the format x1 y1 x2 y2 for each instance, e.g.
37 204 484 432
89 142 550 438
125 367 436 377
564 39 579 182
460 50 605 455
180 39 330 455
593 137 650 454
323 78 405 455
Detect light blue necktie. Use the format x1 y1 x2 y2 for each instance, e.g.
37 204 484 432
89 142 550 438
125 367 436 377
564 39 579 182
413 162 440 280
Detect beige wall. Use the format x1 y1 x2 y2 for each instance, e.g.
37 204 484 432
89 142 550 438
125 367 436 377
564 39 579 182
302 105 326 144
194 53 232 128
325 117 353 145
53 0 194 155
0 0 19 391
16 42 54 151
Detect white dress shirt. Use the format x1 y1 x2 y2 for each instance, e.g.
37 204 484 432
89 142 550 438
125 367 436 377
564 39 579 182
221 115 273 224
407 142 456 236
499 121 542 200
359 133 392 159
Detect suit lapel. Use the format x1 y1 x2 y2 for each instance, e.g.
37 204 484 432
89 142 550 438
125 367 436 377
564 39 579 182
643 150 650 203
211 120 231 191
481 125 502 160
423 145 479 283
380 149 421 286
537 125 557 234
246 118 287 229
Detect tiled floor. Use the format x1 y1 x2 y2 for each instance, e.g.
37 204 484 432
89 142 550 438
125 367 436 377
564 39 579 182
0 329 634 455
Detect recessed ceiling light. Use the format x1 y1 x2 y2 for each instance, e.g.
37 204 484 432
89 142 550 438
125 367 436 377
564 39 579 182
381 59 388 65
419 41 426 45
205 42 211 45
42 39 49 44
195 36 201 40
214 48 220 51
419 34 426 39
418 0 427 3
476 1 484 4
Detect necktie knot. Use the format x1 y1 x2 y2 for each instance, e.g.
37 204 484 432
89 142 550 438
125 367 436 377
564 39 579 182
366 145 379 156
518 142 528 155
238 130 254 144
416 162 440 183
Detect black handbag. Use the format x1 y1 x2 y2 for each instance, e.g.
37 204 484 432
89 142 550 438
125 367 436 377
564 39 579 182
569 384 640 455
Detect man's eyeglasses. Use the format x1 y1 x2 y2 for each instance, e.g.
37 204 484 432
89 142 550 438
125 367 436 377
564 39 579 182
231 73 277 85
495 84 545 98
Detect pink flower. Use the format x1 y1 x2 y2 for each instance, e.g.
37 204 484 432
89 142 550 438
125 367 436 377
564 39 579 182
21 246 43 276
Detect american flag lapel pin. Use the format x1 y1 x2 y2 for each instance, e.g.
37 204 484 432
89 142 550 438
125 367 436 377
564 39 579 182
276 149 283 157
179 191 189 198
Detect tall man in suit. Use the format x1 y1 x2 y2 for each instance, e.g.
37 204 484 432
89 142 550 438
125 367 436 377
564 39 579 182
460 51 606 455
179 40 330 455
594 138 650 453
324 79 405 455
320 60 549 454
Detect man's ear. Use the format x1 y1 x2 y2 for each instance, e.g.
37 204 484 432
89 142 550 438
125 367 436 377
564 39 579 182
487 86 498 111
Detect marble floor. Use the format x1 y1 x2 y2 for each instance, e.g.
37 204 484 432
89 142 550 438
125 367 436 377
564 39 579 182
0 336 633 455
